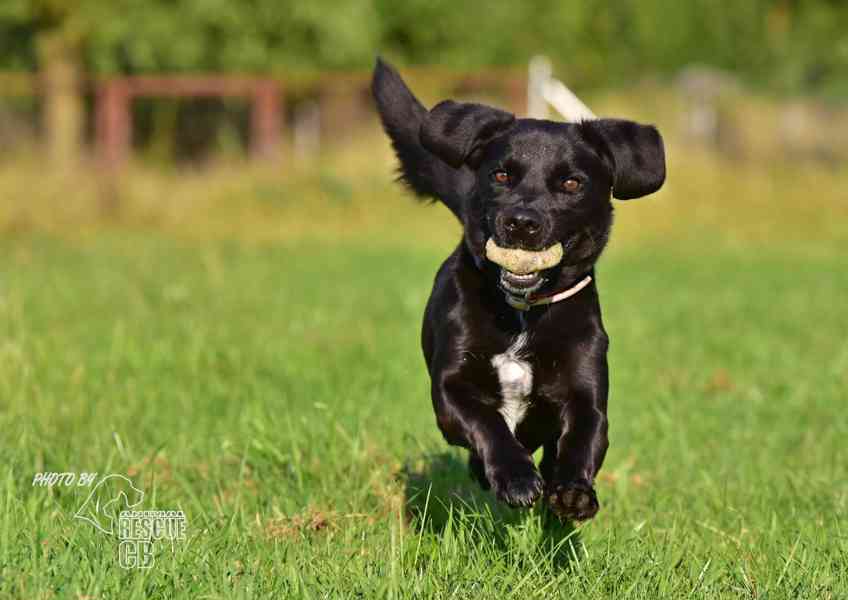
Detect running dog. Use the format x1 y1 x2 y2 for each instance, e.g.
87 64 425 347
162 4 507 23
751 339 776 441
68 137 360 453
372 59 665 520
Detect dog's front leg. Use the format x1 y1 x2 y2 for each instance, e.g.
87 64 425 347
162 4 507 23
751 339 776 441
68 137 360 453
546 339 610 521
434 374 544 507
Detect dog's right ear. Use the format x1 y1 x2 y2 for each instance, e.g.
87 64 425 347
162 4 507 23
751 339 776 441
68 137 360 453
420 100 515 168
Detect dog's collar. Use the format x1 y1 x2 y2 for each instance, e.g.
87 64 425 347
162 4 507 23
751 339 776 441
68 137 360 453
503 275 593 311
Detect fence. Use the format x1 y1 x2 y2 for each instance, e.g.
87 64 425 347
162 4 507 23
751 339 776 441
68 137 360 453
0 67 528 170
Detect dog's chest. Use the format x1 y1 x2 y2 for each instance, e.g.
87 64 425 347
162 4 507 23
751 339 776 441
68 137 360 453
490 333 533 433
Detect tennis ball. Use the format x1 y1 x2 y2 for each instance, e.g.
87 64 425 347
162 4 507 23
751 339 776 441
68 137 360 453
485 239 564 274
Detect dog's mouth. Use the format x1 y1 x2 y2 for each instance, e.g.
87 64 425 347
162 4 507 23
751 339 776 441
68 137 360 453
485 238 565 297
499 269 546 295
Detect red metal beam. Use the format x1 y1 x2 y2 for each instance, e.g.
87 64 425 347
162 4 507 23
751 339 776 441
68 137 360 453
95 79 131 170
123 76 273 98
94 75 284 169
251 81 282 161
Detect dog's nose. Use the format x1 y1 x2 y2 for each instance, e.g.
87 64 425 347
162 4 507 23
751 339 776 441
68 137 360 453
502 208 543 246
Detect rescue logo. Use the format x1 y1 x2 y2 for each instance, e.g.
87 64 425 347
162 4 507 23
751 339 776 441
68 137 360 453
33 471 187 569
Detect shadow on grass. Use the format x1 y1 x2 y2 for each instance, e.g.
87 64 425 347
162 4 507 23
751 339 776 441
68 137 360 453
401 451 581 570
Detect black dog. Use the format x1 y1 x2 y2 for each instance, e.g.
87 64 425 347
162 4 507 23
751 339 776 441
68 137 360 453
372 60 665 520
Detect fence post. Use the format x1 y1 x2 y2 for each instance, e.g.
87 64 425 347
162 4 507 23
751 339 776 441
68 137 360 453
38 31 84 169
251 81 282 161
96 79 131 170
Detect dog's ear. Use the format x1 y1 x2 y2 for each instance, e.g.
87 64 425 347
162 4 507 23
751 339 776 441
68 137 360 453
582 119 666 200
420 100 515 168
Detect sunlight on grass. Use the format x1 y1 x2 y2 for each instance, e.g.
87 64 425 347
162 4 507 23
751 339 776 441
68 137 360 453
1 233 845 597
1 120 846 250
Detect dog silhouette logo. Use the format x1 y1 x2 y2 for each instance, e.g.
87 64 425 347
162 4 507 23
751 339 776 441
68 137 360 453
75 474 145 535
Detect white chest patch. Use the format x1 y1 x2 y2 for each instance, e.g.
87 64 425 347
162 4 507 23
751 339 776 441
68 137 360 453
491 332 533 434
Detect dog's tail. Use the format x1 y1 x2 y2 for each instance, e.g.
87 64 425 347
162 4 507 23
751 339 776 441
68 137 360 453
372 59 466 220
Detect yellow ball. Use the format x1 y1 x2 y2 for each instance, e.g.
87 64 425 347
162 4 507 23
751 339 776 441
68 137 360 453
485 239 564 274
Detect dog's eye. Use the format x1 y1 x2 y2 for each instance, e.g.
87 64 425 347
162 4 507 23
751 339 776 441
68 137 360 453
491 170 510 185
561 178 582 193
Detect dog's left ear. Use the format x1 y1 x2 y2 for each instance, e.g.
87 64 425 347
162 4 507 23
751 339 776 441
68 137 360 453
583 119 666 199
420 100 515 168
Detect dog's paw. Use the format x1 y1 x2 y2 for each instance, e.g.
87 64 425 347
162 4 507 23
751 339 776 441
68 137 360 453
547 480 599 521
488 461 544 508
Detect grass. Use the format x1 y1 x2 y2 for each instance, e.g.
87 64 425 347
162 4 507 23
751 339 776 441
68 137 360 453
0 134 847 598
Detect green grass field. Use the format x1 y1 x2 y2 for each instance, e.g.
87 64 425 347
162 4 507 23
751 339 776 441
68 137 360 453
1 147 847 598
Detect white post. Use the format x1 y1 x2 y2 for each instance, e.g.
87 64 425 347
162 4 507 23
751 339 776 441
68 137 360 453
527 56 551 119
528 55 596 122
293 100 321 161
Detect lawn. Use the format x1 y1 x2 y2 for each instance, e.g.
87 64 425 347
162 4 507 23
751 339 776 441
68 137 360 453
0 152 847 598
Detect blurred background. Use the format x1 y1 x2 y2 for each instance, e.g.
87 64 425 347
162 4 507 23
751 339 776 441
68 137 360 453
0 0 846 242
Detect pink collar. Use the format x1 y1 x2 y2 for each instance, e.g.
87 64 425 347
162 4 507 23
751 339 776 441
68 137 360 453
504 275 593 311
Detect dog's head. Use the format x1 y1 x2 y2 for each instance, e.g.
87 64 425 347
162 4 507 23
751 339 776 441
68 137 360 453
373 60 665 298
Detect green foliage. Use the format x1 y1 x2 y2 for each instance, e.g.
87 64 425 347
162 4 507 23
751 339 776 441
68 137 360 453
83 0 380 73
0 1 847 93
